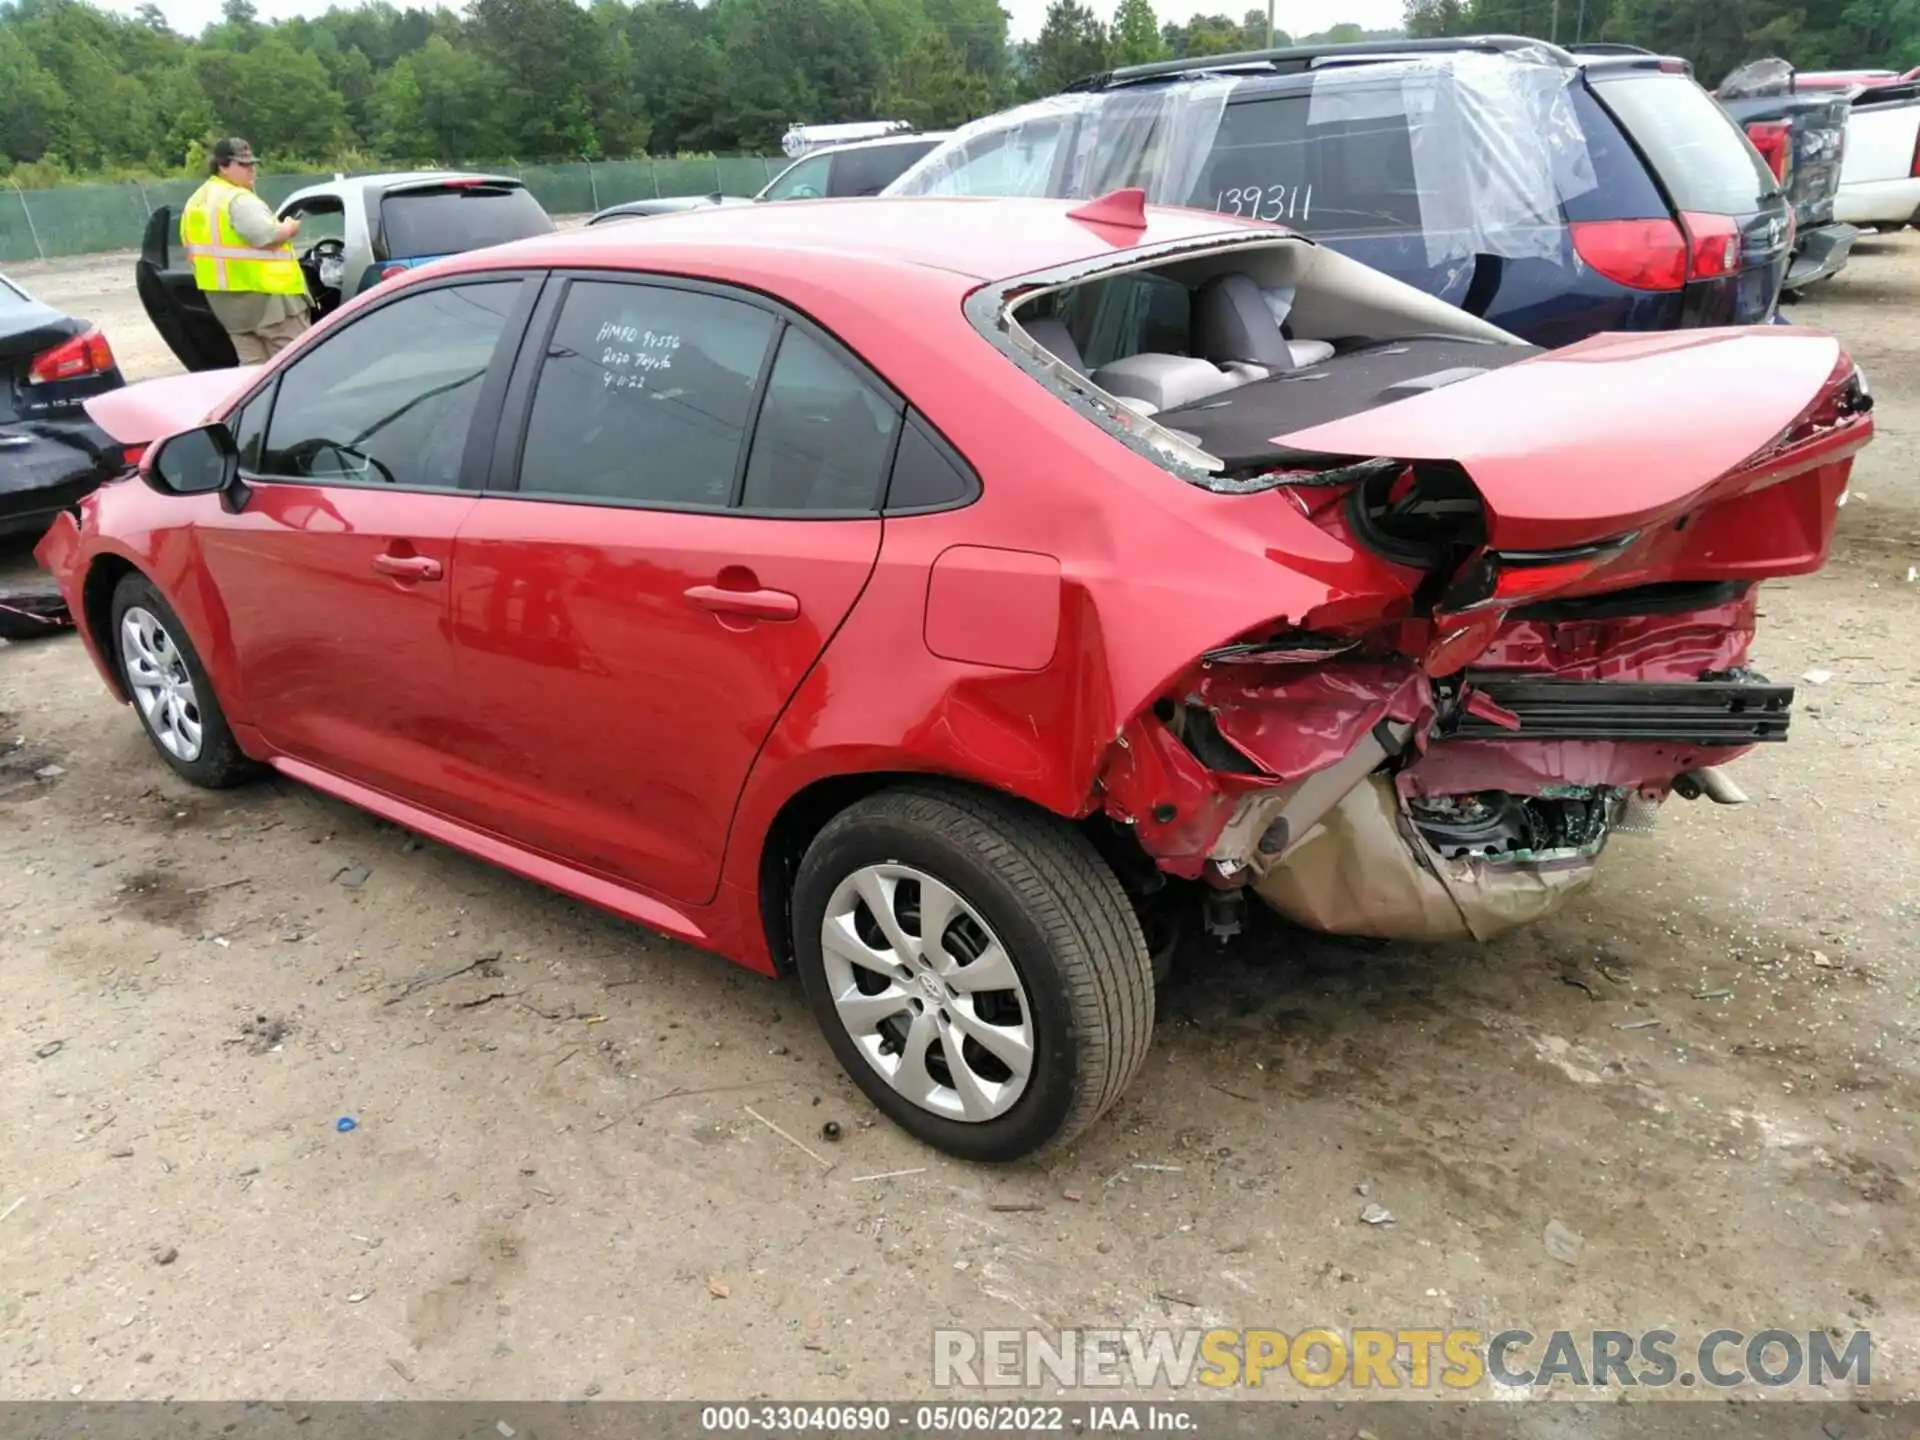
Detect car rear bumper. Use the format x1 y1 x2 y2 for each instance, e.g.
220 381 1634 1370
0 415 117 537
1786 222 1861 290
1833 178 1920 227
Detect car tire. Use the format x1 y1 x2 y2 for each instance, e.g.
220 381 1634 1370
110 570 256 789
792 783 1155 1162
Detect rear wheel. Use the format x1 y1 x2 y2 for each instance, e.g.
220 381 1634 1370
110 571 256 789
792 784 1155 1162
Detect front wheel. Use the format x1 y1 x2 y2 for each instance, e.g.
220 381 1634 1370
792 784 1155 1162
110 570 257 789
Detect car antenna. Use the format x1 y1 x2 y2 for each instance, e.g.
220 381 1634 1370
1066 188 1149 231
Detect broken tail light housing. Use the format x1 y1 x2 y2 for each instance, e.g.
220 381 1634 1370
29 327 115 384
1746 121 1795 184
1437 533 1642 615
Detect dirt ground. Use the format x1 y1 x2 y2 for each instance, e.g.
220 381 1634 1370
1 234 1916 1408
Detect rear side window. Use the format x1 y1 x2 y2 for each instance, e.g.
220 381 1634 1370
1188 92 1419 234
378 184 554 260
885 413 978 511
739 327 899 511
1560 81 1670 222
1589 73 1777 215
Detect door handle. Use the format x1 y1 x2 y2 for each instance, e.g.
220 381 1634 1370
684 583 800 622
372 552 442 582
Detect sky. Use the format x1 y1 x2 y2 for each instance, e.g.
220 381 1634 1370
97 0 1406 45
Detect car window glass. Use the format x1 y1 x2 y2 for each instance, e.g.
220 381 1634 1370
285 201 346 245
378 184 554 259
763 155 832 201
1591 72 1776 215
257 281 520 488
229 385 271 471
1050 273 1193 369
829 141 938 197
903 117 1068 196
517 281 775 508
739 327 898 512
885 413 976 511
1188 92 1420 234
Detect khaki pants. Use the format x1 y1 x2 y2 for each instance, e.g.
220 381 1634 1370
229 311 312 364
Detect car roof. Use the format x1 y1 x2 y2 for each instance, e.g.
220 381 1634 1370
449 194 1278 286
280 170 526 206
1079 33 1687 92
803 131 954 155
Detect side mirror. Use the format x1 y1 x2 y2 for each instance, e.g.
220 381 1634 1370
145 422 237 498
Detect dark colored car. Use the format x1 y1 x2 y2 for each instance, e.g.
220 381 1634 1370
1707 57 1856 293
588 133 952 224
137 172 556 372
0 271 128 540
39 197 1870 1159
886 36 1793 348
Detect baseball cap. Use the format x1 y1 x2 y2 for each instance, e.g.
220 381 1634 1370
212 137 257 168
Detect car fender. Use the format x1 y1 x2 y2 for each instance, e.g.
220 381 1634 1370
59 484 255 727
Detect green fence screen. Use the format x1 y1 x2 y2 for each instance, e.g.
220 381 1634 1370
0 157 790 265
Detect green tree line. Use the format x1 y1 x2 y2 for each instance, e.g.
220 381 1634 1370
1 0 1394 184
1405 0 1920 85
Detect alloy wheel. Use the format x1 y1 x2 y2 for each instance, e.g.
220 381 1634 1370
121 606 204 763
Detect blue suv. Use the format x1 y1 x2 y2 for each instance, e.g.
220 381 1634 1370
886 36 1792 348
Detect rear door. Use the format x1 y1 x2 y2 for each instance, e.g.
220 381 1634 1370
1585 67 1792 326
444 273 896 906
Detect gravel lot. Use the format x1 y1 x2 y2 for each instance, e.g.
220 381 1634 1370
1 233 1916 1407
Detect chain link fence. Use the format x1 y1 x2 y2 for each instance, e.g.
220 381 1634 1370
0 156 789 265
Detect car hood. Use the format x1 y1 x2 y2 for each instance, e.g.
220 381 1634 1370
82 367 262 447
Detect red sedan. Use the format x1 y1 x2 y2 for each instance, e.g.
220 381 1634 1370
37 193 1873 1160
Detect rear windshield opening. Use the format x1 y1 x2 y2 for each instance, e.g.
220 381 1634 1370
1590 72 1779 215
996 236 1535 485
378 184 555 260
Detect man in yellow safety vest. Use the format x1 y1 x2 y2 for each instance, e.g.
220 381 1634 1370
180 137 312 363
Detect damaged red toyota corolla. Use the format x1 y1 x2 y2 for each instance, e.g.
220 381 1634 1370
36 193 1872 1160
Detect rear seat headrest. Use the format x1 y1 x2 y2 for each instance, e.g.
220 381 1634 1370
1192 273 1293 370
1021 317 1088 376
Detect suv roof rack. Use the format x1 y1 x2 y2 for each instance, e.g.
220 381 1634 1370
1063 33 1577 91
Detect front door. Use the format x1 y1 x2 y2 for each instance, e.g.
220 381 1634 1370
195 275 534 808
445 275 899 905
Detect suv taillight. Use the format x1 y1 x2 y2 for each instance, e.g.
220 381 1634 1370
28 327 115 384
1571 214 1744 290
1570 219 1690 290
1680 212 1743 279
1746 121 1794 183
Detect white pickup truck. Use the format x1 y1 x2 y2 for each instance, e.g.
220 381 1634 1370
1836 78 1920 228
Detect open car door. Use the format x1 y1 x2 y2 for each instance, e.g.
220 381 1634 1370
135 206 238 373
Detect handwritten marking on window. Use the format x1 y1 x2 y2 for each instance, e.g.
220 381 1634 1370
1215 184 1313 224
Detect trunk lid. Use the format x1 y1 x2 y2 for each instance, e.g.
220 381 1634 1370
1276 326 1857 554
82 368 261 447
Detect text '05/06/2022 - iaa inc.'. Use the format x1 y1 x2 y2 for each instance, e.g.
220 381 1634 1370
37 191 1873 1160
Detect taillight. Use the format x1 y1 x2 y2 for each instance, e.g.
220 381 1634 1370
1680 212 1743 279
373 263 407 284
1910 124 1920 177
121 443 147 470
1747 121 1794 183
28 327 115 384
1439 534 1641 614
1570 218 1690 290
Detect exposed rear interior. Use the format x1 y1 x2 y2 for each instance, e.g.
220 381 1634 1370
1007 234 1536 477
